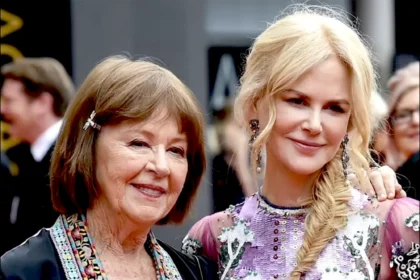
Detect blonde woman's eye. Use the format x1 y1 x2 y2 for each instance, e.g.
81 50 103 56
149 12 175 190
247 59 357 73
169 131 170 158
330 105 345 113
287 98 304 105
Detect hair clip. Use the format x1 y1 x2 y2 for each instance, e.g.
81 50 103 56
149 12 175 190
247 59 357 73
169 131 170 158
83 110 101 131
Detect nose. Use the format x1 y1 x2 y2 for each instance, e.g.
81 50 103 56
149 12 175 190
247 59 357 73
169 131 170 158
302 109 322 135
151 146 170 177
412 111 419 125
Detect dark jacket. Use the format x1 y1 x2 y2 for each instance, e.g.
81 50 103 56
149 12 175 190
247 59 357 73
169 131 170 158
2 142 58 255
396 151 419 200
0 229 219 280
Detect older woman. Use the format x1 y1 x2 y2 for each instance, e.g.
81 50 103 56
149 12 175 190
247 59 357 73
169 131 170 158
182 5 419 279
385 61 419 199
0 56 218 279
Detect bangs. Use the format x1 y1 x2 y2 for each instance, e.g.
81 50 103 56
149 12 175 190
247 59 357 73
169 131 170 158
96 70 203 152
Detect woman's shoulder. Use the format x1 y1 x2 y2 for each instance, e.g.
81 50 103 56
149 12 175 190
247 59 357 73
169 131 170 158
158 239 219 280
1 228 64 279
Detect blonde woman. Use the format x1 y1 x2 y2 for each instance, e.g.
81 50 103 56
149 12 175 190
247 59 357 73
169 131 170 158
182 5 419 280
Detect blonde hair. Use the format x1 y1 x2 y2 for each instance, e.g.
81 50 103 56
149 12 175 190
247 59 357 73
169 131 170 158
235 5 376 278
50 55 206 224
370 91 388 135
1 57 75 116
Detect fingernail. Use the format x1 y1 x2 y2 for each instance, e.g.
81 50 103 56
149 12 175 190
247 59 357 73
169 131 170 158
380 194 386 200
388 192 395 198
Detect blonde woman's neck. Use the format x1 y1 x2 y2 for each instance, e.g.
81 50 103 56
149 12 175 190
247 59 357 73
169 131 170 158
262 156 319 207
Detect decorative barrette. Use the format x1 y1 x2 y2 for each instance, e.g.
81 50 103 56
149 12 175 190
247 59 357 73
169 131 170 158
83 110 101 131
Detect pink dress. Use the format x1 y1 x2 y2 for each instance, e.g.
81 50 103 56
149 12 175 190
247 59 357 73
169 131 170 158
182 190 419 279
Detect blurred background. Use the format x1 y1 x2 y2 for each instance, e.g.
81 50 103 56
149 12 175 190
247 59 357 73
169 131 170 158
1 0 419 250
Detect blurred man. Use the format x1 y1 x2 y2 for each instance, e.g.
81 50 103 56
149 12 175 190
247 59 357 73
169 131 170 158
0 57 74 254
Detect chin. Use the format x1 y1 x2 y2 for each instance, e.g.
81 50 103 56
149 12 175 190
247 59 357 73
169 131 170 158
122 204 166 225
284 158 325 176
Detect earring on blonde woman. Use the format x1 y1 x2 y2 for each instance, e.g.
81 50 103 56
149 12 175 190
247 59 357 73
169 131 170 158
249 119 262 173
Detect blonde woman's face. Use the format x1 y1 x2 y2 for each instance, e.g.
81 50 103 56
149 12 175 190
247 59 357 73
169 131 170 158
259 55 352 175
94 109 188 225
393 87 420 158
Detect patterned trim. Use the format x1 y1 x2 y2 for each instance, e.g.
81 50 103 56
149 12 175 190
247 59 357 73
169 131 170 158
63 214 107 279
148 232 183 280
50 216 83 280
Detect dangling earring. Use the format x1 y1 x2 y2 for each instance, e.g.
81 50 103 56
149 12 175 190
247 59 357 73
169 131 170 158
341 133 350 186
249 119 262 173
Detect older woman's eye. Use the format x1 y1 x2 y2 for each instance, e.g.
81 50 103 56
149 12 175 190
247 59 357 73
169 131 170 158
129 140 149 147
168 147 185 157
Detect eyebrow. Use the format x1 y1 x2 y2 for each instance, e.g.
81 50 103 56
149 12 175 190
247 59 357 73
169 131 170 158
286 89 350 105
131 128 187 143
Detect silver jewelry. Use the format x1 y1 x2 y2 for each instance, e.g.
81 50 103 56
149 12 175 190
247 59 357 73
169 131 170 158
249 119 262 173
341 134 350 186
83 110 101 131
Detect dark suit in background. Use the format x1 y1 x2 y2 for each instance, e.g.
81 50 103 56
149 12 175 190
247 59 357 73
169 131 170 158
1 142 57 255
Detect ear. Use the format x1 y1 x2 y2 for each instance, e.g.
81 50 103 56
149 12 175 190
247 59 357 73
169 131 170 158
247 103 258 121
33 92 54 114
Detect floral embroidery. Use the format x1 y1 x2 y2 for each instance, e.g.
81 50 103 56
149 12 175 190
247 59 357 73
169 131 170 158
63 214 106 279
405 213 419 232
338 211 379 279
50 218 83 279
390 242 420 280
181 236 202 255
218 219 255 280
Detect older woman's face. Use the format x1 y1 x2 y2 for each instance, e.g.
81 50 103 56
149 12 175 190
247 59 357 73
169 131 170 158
393 87 420 159
94 110 188 225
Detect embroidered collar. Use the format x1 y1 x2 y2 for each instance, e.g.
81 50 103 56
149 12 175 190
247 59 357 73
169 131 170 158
256 192 309 217
50 213 182 280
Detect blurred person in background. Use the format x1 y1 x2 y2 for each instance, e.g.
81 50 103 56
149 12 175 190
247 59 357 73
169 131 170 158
211 103 259 212
370 91 389 165
0 57 75 254
385 61 419 199
1 56 218 279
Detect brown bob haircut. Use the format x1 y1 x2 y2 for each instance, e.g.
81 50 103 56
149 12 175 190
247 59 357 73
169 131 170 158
1 57 75 117
50 55 206 224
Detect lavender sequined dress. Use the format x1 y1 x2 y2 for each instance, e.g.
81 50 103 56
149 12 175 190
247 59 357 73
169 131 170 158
182 190 419 279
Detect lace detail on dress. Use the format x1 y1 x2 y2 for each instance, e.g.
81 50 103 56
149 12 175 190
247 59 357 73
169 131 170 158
390 241 420 280
405 213 419 232
181 236 202 255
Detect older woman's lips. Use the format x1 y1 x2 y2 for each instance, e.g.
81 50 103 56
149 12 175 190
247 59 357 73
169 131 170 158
132 184 165 198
